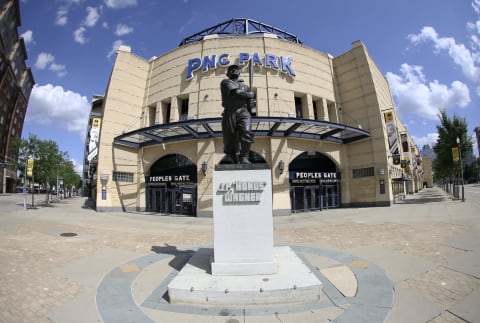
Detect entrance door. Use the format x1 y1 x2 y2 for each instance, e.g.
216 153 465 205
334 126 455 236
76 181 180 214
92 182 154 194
305 186 321 210
146 186 196 216
321 184 339 209
290 183 340 212
290 185 321 212
147 187 166 213
291 187 305 211
146 154 198 216
288 151 340 213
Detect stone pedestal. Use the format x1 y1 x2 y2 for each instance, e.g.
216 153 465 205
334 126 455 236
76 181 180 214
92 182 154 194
166 164 322 306
167 246 322 305
211 165 278 275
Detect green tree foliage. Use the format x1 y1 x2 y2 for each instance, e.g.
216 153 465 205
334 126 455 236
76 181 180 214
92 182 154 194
433 110 473 181
10 134 81 190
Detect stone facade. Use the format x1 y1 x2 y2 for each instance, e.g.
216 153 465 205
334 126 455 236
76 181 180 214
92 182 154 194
87 31 422 215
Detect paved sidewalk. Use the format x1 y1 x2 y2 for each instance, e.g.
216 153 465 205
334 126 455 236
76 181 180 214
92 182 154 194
0 187 479 322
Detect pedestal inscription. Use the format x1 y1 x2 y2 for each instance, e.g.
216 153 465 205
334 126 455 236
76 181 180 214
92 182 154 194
211 167 278 275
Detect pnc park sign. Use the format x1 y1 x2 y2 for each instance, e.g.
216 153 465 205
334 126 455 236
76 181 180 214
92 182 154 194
186 52 296 80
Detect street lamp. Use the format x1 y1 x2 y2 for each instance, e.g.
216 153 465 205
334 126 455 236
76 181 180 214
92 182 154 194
456 137 465 202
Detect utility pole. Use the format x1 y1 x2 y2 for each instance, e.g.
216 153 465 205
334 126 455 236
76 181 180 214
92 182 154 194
456 137 465 202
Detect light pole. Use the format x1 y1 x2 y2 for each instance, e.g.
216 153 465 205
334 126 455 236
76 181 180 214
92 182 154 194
456 137 465 202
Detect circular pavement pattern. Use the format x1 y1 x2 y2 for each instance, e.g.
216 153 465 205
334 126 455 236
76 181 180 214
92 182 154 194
96 245 394 322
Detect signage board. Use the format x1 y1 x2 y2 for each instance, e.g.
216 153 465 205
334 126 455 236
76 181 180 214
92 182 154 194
186 52 296 80
27 159 34 176
289 171 340 185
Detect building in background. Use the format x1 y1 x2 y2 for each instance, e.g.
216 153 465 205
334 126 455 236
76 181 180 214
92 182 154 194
82 95 103 199
0 0 35 193
85 18 423 215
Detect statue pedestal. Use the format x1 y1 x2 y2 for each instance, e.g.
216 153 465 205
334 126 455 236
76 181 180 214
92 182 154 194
167 164 322 306
211 164 278 275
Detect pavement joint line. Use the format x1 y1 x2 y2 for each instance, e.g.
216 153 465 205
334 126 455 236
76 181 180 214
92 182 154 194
96 245 394 322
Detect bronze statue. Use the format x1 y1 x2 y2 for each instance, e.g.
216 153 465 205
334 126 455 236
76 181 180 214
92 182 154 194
220 65 255 164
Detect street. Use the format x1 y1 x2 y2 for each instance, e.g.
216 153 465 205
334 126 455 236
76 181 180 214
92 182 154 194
0 186 478 323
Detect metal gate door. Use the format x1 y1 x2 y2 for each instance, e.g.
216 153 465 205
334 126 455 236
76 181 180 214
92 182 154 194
291 185 321 212
321 184 339 209
305 186 321 210
146 186 196 216
290 184 339 212
291 186 305 211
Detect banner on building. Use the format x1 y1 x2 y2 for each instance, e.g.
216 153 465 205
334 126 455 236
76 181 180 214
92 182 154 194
384 112 398 155
452 147 459 163
400 133 409 154
88 118 102 162
27 159 34 176
410 147 417 170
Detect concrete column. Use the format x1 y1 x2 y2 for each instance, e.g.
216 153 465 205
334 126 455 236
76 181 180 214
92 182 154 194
170 96 179 122
321 98 329 121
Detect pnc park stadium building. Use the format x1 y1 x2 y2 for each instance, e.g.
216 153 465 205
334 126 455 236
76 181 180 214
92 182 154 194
84 18 423 216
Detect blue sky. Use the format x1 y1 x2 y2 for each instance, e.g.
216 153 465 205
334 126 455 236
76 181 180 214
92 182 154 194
18 0 480 174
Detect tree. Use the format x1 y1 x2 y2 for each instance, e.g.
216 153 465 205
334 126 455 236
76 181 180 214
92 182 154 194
10 134 81 193
432 110 473 181
58 159 82 192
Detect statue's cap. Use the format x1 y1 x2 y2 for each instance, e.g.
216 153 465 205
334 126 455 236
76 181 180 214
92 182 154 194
227 65 239 74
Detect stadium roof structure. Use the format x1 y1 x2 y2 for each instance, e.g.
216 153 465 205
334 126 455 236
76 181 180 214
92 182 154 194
179 18 302 46
114 117 370 149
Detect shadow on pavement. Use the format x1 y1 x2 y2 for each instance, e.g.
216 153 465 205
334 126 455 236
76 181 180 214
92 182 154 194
151 244 196 271
395 189 449 204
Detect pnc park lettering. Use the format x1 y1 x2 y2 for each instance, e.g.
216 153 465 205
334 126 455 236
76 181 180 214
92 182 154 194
186 52 296 80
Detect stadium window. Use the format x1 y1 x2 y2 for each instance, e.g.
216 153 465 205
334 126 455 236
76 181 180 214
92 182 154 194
112 171 134 183
295 96 303 118
179 97 189 121
352 167 374 178
162 101 171 123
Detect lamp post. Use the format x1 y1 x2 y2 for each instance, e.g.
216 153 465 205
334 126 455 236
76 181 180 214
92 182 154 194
456 137 465 202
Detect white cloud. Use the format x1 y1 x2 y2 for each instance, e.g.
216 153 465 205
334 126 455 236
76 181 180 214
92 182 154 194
473 0 480 14
35 52 55 69
83 6 101 27
73 26 87 44
386 63 471 120
72 6 102 44
20 30 33 45
26 84 90 136
55 7 68 26
408 25 480 83
115 23 133 36
107 39 124 59
49 63 67 77
412 133 439 149
71 158 83 175
55 1 90 26
34 53 67 77
104 0 137 8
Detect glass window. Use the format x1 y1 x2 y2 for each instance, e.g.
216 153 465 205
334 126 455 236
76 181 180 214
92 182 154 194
295 97 303 118
112 171 134 183
162 102 171 123
352 167 374 178
179 98 189 121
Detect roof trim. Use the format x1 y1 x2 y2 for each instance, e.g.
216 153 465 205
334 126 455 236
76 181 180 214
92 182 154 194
113 117 370 149
179 18 302 46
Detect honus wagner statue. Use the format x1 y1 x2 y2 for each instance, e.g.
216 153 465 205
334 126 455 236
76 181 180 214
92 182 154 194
220 64 256 164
